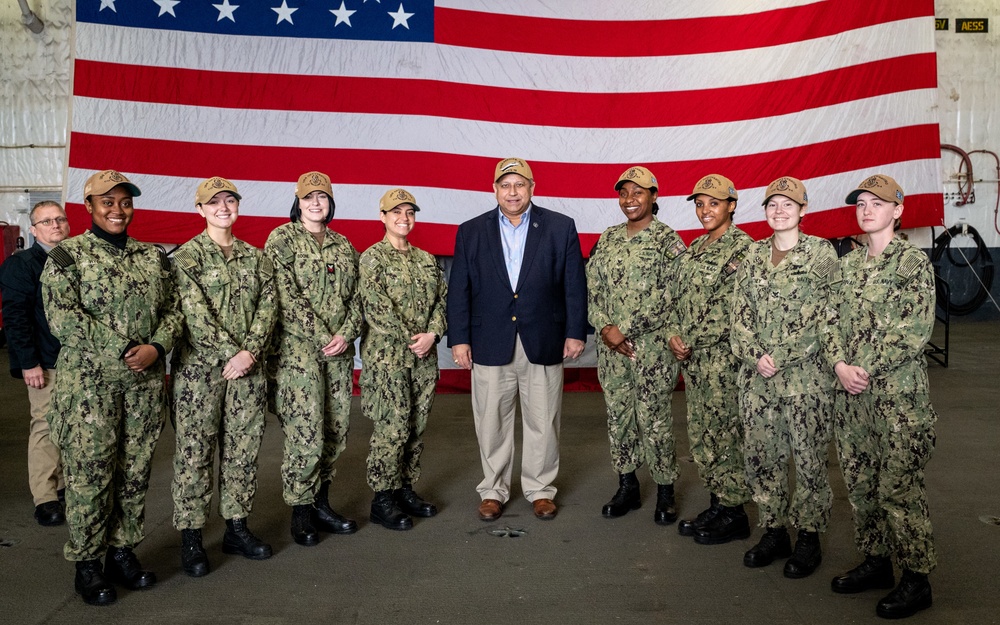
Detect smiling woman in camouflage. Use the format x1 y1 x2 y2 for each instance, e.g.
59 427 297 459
170 177 277 577
358 188 447 531
730 176 838 580
41 170 182 606
587 166 686 526
264 171 362 546
827 175 937 620
665 174 754 546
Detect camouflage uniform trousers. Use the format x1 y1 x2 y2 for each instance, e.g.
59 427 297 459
272 348 353 506
834 389 937 574
682 344 749 507
741 389 833 532
48 365 167 561
360 359 438 492
171 362 266 529
597 331 679 485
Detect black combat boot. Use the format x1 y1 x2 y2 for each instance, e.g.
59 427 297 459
744 526 793 568
602 471 641 518
370 490 413 530
783 529 822 578
75 560 116 606
876 570 932 619
291 504 319 546
654 483 677 525
222 518 272 560
678 493 720 537
314 481 358 534
105 546 156 590
832 555 895 594
694 503 751 545
395 484 438 518
180 528 209 577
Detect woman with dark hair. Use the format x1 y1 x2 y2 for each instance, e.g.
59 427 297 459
264 171 362 546
586 166 686 526
41 169 181 606
358 188 447 530
667 174 754 545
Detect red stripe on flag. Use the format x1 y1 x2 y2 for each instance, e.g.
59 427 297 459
68 125 943 200
434 1 933 56
72 54 937 128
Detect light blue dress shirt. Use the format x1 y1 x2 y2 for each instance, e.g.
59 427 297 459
499 205 531 292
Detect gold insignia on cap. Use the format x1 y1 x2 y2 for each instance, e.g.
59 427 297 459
393 189 409 201
308 173 323 186
700 176 719 190
210 177 226 189
106 170 125 183
774 178 795 192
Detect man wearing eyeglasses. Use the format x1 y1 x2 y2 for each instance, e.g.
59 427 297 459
0 200 70 526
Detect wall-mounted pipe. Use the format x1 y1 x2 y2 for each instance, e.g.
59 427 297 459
17 0 44 34
941 144 974 206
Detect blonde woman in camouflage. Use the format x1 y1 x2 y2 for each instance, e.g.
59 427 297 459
358 188 447 531
41 170 182 606
730 177 838 579
587 166 686 526
264 172 362 546
665 175 754 545
827 175 936 619
170 177 277 577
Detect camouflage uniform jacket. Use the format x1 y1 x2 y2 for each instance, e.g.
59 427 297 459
264 221 362 356
730 233 838 397
827 237 934 395
41 231 181 381
587 219 686 338
172 231 277 367
664 225 754 352
359 237 447 369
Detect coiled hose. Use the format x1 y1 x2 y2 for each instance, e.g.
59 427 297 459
931 224 995 315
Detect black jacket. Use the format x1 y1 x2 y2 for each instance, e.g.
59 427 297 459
0 243 61 376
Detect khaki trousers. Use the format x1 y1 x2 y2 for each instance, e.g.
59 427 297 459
471 336 562 503
26 369 64 505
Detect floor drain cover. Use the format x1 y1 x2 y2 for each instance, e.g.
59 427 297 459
489 527 527 538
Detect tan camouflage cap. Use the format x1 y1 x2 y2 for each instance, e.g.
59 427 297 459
296 171 334 200
845 174 904 205
379 187 420 214
195 176 242 206
686 174 738 202
762 176 808 206
494 157 533 182
83 169 141 198
614 166 658 192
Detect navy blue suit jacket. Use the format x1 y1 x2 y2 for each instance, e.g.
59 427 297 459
447 204 588 366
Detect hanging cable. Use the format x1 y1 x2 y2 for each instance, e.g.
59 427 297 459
941 144 975 206
931 223 996 315
967 149 1000 236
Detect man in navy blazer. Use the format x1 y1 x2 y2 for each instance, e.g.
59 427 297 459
447 157 587 521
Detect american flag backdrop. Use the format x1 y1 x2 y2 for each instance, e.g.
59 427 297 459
67 0 944 255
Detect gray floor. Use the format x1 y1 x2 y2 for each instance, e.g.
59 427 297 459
1 321 998 625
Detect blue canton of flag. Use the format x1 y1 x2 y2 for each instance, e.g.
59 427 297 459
76 0 434 42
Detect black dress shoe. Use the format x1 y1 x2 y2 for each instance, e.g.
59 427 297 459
315 481 358 534
602 471 640 518
783 530 822 579
654 483 677 525
180 528 210 577
694 504 751 545
34 500 65 527
370 491 413 531
832 556 895 594
744 526 792 568
395 486 438 518
75 560 116 606
223 518 272 560
291 504 319 546
105 546 156 590
876 570 932 619
678 494 719 537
